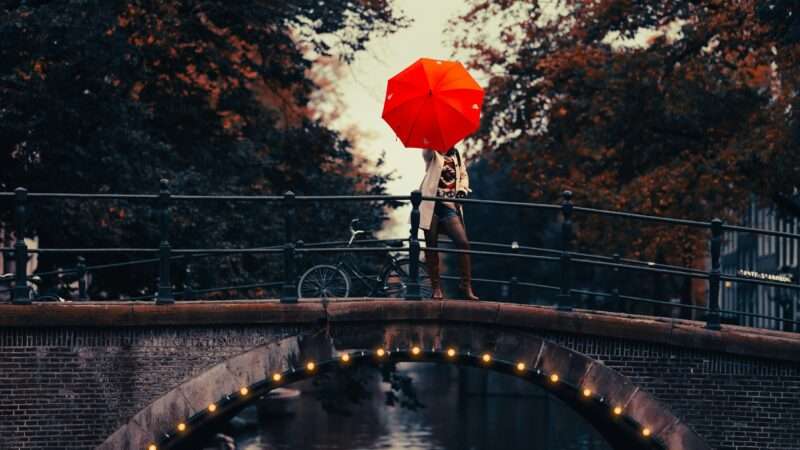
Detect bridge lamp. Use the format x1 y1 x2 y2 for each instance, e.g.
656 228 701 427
481 353 492 363
549 373 559 383
207 403 217 413
515 362 526 372
613 406 623 415
340 353 351 363
446 348 456 358
272 373 282 382
239 387 249 396
582 388 592 398
177 422 187 432
411 346 421 356
376 348 386 357
642 427 651 437
306 361 316 371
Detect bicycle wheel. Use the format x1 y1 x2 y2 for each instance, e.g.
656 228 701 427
297 265 350 300
382 258 432 299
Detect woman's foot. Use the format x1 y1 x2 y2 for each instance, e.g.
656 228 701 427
458 282 479 301
432 286 444 300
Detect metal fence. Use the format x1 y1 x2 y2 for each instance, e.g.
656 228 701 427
1 181 798 333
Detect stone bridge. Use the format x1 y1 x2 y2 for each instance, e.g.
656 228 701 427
1 300 799 450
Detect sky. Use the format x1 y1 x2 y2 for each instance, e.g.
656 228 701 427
323 0 471 237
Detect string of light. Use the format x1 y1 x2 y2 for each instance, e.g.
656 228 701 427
148 347 661 450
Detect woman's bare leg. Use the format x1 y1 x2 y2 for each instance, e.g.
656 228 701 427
424 216 443 299
440 214 479 300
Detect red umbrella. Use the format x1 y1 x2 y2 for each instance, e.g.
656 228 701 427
381 58 484 153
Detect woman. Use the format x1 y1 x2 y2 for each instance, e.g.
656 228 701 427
419 147 479 300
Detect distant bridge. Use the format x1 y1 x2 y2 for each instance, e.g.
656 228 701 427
0 300 798 450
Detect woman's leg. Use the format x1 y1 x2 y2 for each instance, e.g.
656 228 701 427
439 214 479 300
424 216 443 299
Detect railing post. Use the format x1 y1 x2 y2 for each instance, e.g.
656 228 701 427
76 256 89 301
405 190 422 300
556 190 573 311
611 253 621 312
509 241 520 303
183 254 194 300
12 187 30 305
155 179 174 305
706 218 722 330
281 191 297 303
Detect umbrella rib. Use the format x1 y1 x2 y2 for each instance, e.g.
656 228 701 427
438 97 479 130
403 97 429 146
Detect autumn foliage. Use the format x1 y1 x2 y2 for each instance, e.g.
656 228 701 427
0 1 403 297
453 0 800 270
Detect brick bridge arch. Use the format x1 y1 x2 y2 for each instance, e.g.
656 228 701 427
99 323 708 450
2 300 798 450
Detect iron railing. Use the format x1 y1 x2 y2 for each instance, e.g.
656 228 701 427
1 182 799 333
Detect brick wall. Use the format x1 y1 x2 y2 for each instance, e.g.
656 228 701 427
0 324 798 450
0 326 304 450
539 332 800 450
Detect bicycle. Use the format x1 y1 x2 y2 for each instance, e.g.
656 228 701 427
297 219 432 300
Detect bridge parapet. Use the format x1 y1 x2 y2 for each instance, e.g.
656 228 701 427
1 300 799 449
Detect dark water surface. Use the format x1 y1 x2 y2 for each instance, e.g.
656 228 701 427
225 363 611 450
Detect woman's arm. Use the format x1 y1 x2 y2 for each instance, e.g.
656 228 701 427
457 151 471 194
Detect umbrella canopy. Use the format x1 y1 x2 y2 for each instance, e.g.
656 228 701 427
381 58 484 153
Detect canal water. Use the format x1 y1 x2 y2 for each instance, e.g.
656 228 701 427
221 363 611 450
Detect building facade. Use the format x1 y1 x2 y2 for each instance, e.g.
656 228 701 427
721 196 799 330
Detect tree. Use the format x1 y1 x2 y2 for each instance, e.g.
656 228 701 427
451 0 800 308
0 0 404 298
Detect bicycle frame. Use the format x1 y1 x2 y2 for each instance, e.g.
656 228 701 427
335 246 401 297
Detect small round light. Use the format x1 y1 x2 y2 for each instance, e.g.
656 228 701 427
516 362 526 372
177 422 186 432
207 403 217 412
376 348 386 357
642 428 651 437
148 445 157 450
411 346 421 355
481 353 491 363
306 361 316 371
272 373 282 382
582 388 592 397
613 406 623 415
446 348 456 357
549 374 559 383
340 353 350 363
239 387 249 396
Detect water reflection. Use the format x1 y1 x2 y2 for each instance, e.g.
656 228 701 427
222 363 611 450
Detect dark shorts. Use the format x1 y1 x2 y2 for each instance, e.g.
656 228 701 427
434 202 459 223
